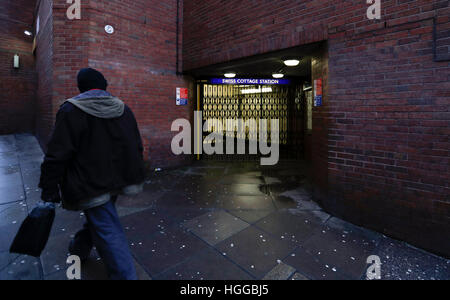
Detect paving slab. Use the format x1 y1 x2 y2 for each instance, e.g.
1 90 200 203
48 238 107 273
44 269 69 280
0 152 18 167
283 247 349 280
0 201 28 228
189 191 224 209
15 134 40 149
265 181 306 196
183 210 250 246
218 174 265 185
290 272 310 280
18 151 44 165
116 206 151 218
255 210 330 244
0 255 41 280
0 165 23 189
228 209 275 224
157 247 253 280
302 226 380 279
263 262 296 280
21 169 41 192
130 225 209 277
50 208 86 238
122 208 184 240
20 160 43 172
0 135 17 153
226 183 266 196
271 195 300 210
147 172 183 192
152 191 199 209
216 226 297 279
117 187 163 210
41 232 72 276
221 195 276 211
25 189 41 209
0 251 20 271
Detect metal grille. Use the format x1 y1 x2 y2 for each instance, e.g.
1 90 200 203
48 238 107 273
201 83 300 161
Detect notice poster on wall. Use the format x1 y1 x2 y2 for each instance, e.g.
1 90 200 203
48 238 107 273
314 79 323 107
176 88 188 106
306 91 313 133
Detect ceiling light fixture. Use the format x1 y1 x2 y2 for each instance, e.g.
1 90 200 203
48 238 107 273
24 30 32 36
284 59 300 67
224 73 236 78
272 73 284 79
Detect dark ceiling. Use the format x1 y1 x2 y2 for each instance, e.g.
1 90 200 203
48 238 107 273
186 42 323 79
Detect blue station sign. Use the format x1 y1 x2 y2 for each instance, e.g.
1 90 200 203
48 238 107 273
210 78 291 85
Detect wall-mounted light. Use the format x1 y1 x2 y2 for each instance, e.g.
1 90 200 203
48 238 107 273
272 73 284 79
224 73 236 78
284 59 300 67
13 54 19 69
24 30 32 36
105 25 115 34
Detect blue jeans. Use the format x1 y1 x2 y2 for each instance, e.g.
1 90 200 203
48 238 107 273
72 199 137 280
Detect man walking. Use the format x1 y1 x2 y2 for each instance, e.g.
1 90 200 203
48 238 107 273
39 68 146 280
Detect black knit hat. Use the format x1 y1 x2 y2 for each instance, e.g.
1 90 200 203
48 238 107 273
77 68 108 93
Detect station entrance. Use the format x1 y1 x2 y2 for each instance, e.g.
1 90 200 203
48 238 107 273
197 81 310 161
189 43 323 163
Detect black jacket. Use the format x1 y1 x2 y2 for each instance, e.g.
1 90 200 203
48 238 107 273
39 98 146 210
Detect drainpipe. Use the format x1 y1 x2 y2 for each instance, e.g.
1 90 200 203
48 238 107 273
176 0 182 76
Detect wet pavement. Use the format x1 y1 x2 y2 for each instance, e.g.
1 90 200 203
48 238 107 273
0 134 449 280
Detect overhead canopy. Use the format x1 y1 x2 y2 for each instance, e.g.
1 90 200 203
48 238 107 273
186 42 323 79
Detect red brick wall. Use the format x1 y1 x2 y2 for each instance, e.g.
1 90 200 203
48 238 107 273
183 0 450 256
327 17 450 256
36 0 90 149
86 0 193 168
0 0 36 134
35 0 53 146
36 0 194 168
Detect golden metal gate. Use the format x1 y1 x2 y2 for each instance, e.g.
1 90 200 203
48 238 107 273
200 83 304 161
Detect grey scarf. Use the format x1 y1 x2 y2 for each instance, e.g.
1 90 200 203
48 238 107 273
66 90 125 119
